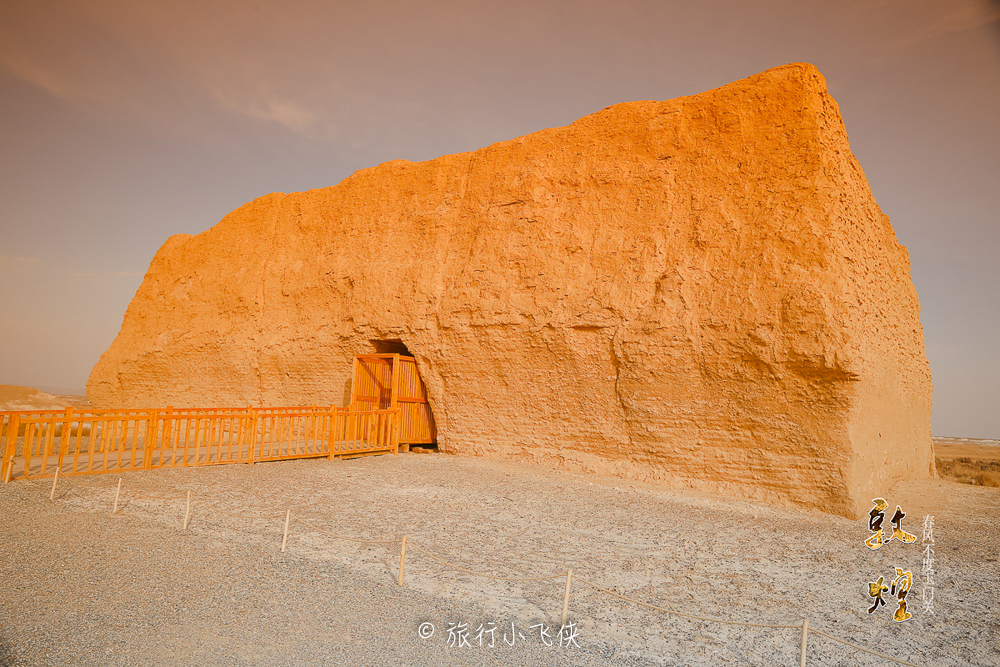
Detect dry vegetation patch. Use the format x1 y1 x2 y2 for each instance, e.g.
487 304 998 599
933 437 1000 488
935 458 1000 487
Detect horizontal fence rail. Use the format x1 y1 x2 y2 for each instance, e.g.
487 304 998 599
0 405 399 482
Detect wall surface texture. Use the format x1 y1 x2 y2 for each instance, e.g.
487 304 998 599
88 63 934 519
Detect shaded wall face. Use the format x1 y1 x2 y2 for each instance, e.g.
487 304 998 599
88 64 932 519
847 366 934 517
400 267 860 518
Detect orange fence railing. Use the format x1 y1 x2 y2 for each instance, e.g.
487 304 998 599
0 405 399 482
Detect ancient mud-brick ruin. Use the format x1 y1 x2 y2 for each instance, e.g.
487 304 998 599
89 63 934 519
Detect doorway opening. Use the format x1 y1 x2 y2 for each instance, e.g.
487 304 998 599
370 339 411 355
350 341 437 452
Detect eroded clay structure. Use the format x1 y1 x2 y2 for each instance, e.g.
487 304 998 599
89 63 934 518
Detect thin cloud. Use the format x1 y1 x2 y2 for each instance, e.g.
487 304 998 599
0 0 348 139
890 0 1000 51
210 89 336 138
0 44 82 106
0 257 42 273
0 0 161 114
0 257 140 277
71 270 142 279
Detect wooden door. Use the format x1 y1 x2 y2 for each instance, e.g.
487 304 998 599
350 354 437 448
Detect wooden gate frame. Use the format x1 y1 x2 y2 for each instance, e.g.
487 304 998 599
350 353 436 451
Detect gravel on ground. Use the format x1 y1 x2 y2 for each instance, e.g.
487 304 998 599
1 450 997 666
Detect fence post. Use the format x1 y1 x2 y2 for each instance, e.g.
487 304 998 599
393 409 400 455
327 407 338 460
800 618 808 667
281 509 291 552
49 466 59 500
112 478 122 514
162 407 174 464
561 568 573 627
247 409 257 465
310 405 317 445
398 536 407 586
42 412 57 459
59 407 73 472
143 410 158 470
2 413 19 483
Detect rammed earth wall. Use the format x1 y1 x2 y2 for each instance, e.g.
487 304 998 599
88 63 934 519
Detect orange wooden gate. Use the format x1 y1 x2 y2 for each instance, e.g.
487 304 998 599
350 354 437 450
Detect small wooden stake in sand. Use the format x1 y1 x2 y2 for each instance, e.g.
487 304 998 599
281 509 291 552
561 568 573 627
799 618 809 667
112 478 122 514
183 490 191 530
49 467 59 501
398 536 407 586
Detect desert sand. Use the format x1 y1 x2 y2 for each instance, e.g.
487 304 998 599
1 394 996 666
932 437 1000 460
0 384 91 412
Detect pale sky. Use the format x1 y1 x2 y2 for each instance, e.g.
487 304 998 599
1 0 998 438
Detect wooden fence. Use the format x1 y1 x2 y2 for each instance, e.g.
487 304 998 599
0 405 399 482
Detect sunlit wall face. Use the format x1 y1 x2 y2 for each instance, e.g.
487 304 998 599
1 0 998 437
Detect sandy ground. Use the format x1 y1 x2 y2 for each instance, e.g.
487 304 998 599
2 389 997 665
1 448 997 667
